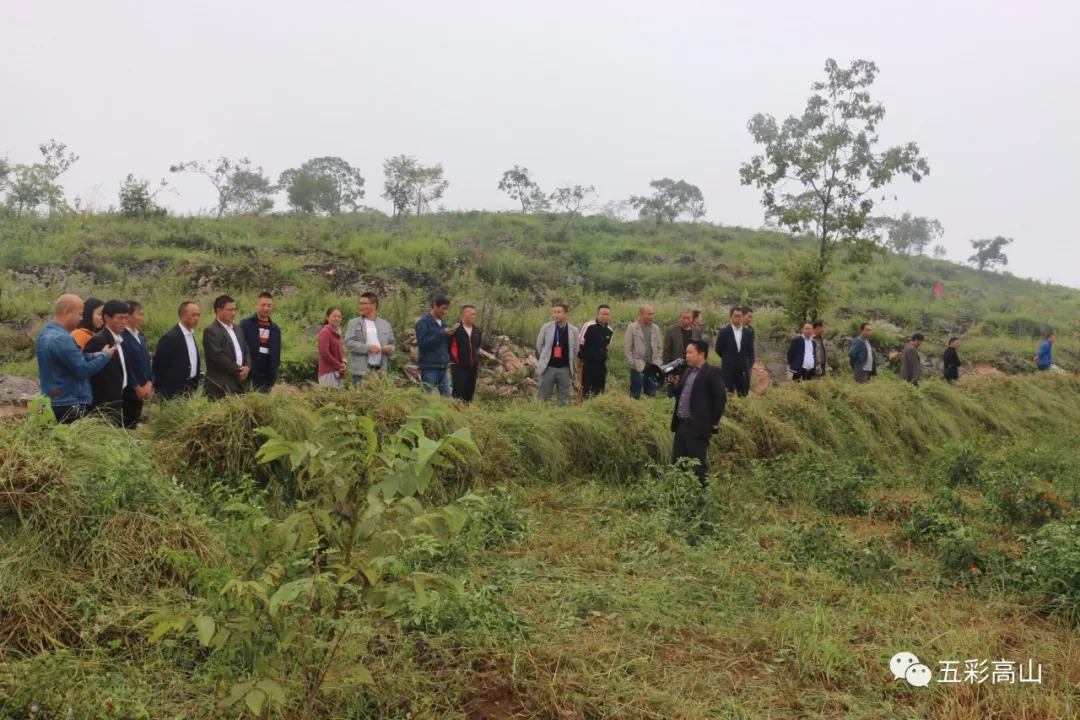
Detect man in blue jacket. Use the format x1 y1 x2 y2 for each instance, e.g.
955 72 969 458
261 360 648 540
36 294 116 424
1034 333 1055 371
848 322 877 384
415 295 454 396
239 292 281 392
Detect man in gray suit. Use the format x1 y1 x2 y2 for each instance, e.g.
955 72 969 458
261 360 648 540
344 292 396 384
203 294 250 400
663 308 703 397
536 303 579 406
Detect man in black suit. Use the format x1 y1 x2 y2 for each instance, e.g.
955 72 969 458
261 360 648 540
153 301 203 400
203 295 250 400
714 307 753 397
84 299 131 425
787 323 816 382
120 300 154 428
671 341 727 488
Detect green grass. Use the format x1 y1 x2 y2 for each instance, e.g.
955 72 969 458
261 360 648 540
1 212 1077 379
2 375 1080 717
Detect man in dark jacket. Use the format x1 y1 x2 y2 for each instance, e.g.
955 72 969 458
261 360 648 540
848 322 877 383
787 323 816 382
577 304 614 399
714 307 753 397
943 337 961 383
203 295 251 400
671 341 727 488
416 295 454 396
120 300 154 428
239 292 281 392
448 304 482 403
84 300 132 425
153 301 202 399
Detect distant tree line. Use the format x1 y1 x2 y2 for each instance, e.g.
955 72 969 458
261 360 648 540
0 56 1015 282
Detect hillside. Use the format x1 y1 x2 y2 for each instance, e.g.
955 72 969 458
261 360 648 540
0 212 1076 389
2 213 1080 717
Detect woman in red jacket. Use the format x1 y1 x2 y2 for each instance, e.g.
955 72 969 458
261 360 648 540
318 307 346 388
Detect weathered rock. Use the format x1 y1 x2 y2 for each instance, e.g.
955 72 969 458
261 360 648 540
973 363 1005 376
750 359 772 392
499 347 524 373
0 373 39 405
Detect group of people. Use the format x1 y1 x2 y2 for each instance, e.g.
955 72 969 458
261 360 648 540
37 293 283 427
34 290 1059 488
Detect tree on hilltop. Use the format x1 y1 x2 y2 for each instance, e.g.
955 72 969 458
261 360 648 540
968 236 1012 271
381 155 448 218
278 156 365 215
740 59 930 272
629 178 705 224
498 165 549 213
169 157 275 216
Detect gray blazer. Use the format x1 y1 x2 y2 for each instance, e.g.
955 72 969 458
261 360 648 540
536 321 580 377
624 321 662 372
344 315 396 377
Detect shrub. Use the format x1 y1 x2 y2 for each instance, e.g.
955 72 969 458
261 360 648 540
984 470 1074 528
930 442 984 489
1022 520 1080 622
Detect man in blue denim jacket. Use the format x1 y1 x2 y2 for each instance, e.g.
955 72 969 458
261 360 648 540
36 294 116 424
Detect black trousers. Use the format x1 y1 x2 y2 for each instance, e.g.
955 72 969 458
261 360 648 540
791 368 815 382
52 404 86 424
250 374 274 393
450 364 478 403
122 394 143 429
91 400 124 426
721 365 750 397
672 421 710 488
581 360 607 398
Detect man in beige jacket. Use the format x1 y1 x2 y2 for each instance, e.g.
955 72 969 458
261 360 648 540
624 304 662 399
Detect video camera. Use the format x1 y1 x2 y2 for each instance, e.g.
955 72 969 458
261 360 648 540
645 358 686 386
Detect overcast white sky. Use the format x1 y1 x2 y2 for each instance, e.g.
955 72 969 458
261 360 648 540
3 0 1077 285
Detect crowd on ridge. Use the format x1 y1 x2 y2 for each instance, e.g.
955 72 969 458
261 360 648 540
35 292 1059 485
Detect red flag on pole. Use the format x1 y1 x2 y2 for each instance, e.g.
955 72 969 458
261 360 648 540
934 281 943 298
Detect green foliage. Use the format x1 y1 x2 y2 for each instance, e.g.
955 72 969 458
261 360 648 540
381 154 448 217
984 471 1074 528
781 520 896 584
876 212 943 257
968 235 1013 271
740 58 929 270
169 156 275 217
782 251 828 324
118 173 170 218
497 165 548 213
930 441 985 489
279 156 366 215
1022 520 1080 622
628 178 706 224
146 404 480 715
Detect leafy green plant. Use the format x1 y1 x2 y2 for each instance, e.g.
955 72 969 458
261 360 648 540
1022 520 1080 622
984 470 1074 528
930 442 984 489
144 404 480 717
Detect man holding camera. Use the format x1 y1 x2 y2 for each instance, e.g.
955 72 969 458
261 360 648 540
671 340 727 488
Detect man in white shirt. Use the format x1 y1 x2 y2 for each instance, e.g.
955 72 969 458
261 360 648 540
787 323 816 382
84 299 131 424
714 307 753 397
203 294 251 400
153 301 203 399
